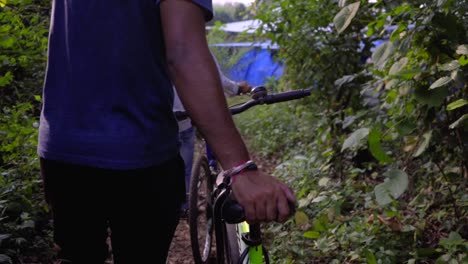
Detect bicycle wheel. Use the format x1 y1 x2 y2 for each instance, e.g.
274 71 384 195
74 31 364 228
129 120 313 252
224 223 241 264
189 155 215 264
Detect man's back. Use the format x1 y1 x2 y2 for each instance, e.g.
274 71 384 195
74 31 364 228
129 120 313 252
39 0 178 169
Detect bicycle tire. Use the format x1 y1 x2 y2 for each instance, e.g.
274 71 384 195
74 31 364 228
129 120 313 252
224 223 241 263
189 155 215 264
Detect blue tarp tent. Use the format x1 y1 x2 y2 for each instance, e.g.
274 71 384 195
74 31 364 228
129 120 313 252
227 48 284 86
211 42 284 86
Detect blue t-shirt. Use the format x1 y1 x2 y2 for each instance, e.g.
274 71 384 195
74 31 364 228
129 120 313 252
38 0 213 170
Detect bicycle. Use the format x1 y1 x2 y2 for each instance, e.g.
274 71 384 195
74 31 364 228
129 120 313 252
175 86 312 264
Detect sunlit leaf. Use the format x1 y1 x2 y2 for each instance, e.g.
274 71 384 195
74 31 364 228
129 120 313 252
0 37 15 48
334 74 355 88
368 129 392 163
365 250 377 264
295 211 309 227
389 57 408 75
0 71 13 87
437 0 448 6
449 114 468 129
341 128 370 152
447 99 468 111
429 77 451 89
318 177 330 187
333 2 360 34
375 169 409 206
456 44 468 55
438 60 460 71
312 196 328 203
389 69 424 80
390 24 407 41
372 42 394 71
303 231 320 239
459 55 468 66
0 0 6 8
413 131 432 157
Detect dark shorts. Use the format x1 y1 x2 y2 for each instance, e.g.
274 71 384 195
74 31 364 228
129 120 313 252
40 155 185 264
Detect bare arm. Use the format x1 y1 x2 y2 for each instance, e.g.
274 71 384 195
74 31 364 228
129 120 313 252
160 0 248 170
160 0 294 223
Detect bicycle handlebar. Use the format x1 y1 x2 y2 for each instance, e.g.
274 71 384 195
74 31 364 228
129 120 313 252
229 88 312 115
174 87 312 121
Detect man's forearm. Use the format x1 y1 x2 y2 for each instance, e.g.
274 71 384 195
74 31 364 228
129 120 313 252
160 0 250 169
169 49 250 169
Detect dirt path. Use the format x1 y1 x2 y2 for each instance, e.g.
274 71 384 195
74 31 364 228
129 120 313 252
166 152 277 264
167 218 194 264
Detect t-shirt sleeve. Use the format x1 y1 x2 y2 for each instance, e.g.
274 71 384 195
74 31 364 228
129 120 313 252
156 0 213 22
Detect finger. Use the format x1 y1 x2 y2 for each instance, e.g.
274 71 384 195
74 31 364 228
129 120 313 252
255 198 267 222
280 184 296 204
276 194 290 223
266 193 277 221
243 202 256 224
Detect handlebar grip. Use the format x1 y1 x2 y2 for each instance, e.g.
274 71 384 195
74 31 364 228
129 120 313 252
222 198 245 224
264 89 311 104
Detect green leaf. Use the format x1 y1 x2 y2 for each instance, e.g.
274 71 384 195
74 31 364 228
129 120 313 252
439 232 464 247
303 231 320 239
397 119 416 135
414 85 449 107
334 74 355 88
390 24 406 42
459 55 468 66
333 2 360 34
372 42 394 71
295 211 309 226
413 131 432 157
439 60 460 71
389 69 424 80
318 177 330 187
429 77 451 89
447 99 468 111
449 114 468 129
374 169 409 206
0 72 13 87
389 57 408 75
365 250 377 264
341 128 370 152
0 37 15 48
437 0 448 6
456 44 468 55
368 129 392 163
0 0 6 7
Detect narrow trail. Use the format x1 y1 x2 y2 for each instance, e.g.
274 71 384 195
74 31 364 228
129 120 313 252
166 150 278 264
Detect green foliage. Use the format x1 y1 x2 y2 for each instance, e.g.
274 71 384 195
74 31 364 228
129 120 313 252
207 3 252 26
0 103 53 263
0 0 49 107
0 0 53 262
234 0 468 263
